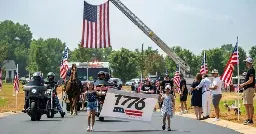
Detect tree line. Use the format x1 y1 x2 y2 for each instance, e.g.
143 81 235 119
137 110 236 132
1 20 256 82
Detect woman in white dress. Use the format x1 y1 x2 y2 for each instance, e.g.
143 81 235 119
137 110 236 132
159 85 175 131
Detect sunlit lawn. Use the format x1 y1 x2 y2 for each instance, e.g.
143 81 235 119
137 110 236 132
0 83 25 113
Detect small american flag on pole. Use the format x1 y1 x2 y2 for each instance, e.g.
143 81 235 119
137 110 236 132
81 1 111 48
0 69 2 91
60 47 69 80
173 64 181 88
13 72 19 92
220 39 239 86
200 51 208 75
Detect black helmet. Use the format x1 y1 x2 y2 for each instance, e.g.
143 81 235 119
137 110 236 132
47 72 55 81
98 71 105 77
105 72 110 79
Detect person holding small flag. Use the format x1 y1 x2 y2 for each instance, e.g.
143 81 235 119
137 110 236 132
239 57 255 125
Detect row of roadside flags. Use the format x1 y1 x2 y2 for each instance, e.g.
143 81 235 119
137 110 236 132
171 37 239 91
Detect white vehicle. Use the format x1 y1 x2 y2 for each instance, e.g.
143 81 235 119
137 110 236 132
109 78 123 86
125 80 135 86
67 61 110 83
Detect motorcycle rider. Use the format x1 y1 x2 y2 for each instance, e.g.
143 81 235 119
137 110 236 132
23 72 45 111
94 71 106 86
45 72 65 117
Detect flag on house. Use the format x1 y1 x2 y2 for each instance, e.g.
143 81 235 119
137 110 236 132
0 69 2 91
60 47 69 80
81 1 111 48
13 72 19 92
220 41 239 86
173 64 181 91
200 51 208 74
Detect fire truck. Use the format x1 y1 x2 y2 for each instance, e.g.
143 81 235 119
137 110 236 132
67 61 110 83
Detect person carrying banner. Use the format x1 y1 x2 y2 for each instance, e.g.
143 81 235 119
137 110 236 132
159 85 175 131
195 74 211 119
239 57 255 125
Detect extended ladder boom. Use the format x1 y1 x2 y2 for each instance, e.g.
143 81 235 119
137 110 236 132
110 0 190 74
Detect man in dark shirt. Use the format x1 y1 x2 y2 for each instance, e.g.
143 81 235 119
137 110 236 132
161 75 174 94
179 74 188 114
239 57 255 125
141 80 154 94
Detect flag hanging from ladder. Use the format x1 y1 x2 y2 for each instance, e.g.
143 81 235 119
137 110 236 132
200 51 208 74
60 47 69 80
81 1 111 48
13 72 19 93
221 40 239 86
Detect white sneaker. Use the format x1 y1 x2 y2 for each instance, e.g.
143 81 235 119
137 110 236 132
184 110 188 114
90 126 94 131
213 118 220 122
87 126 90 131
179 111 183 115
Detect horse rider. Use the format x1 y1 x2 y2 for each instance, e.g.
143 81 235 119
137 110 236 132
45 72 65 117
65 64 83 92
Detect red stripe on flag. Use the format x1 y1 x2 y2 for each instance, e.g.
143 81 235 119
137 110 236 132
125 110 143 117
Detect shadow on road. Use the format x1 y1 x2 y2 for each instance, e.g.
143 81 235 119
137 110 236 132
94 130 164 133
97 120 129 122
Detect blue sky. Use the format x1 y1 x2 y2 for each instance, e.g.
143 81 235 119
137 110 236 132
1 0 255 55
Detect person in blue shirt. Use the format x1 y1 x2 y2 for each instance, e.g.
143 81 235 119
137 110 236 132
195 74 212 120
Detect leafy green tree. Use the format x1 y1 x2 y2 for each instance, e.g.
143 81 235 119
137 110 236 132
249 46 256 67
0 20 33 76
108 48 138 82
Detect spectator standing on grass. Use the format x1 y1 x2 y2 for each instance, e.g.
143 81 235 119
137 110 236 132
179 74 188 114
209 69 222 122
190 73 203 120
131 82 136 92
239 57 255 125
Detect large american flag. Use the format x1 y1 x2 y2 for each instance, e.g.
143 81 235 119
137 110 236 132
60 47 69 80
173 64 181 88
220 37 239 86
0 69 2 91
200 51 208 74
13 72 19 92
81 1 111 48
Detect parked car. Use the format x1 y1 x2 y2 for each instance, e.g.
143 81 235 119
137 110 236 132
109 78 123 86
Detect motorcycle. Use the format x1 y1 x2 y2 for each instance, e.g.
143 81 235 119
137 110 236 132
22 82 48 121
44 82 64 118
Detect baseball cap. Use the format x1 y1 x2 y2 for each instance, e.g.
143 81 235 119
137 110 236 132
165 85 171 90
243 57 253 64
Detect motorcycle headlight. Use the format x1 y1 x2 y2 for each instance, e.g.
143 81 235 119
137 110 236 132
31 89 37 93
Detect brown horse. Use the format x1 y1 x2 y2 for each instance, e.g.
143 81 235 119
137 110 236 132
64 64 81 115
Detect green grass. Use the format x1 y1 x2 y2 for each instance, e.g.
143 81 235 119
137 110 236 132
0 98 8 107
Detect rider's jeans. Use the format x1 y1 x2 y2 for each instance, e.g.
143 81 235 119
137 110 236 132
54 96 63 112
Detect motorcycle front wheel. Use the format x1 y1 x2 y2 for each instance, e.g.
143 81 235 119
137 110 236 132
30 102 37 121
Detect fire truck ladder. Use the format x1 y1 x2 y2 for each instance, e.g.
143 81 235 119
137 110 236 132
110 0 190 75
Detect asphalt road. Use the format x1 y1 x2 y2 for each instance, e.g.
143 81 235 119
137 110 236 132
0 110 240 134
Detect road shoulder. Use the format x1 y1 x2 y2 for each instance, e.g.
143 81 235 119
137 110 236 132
176 112 256 134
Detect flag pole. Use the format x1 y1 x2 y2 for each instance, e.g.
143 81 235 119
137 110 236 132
236 36 240 121
16 64 18 113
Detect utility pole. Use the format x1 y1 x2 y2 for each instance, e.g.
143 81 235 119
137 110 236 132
141 43 144 79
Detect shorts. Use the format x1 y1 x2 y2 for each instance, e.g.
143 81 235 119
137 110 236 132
212 94 222 106
87 101 97 111
243 88 255 104
180 94 188 102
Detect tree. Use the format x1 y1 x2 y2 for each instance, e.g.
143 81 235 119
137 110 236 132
0 41 8 64
27 38 66 77
249 46 256 67
204 48 226 74
108 48 138 82
0 20 33 76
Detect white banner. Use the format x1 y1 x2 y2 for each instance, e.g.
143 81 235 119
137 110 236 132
100 89 158 122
